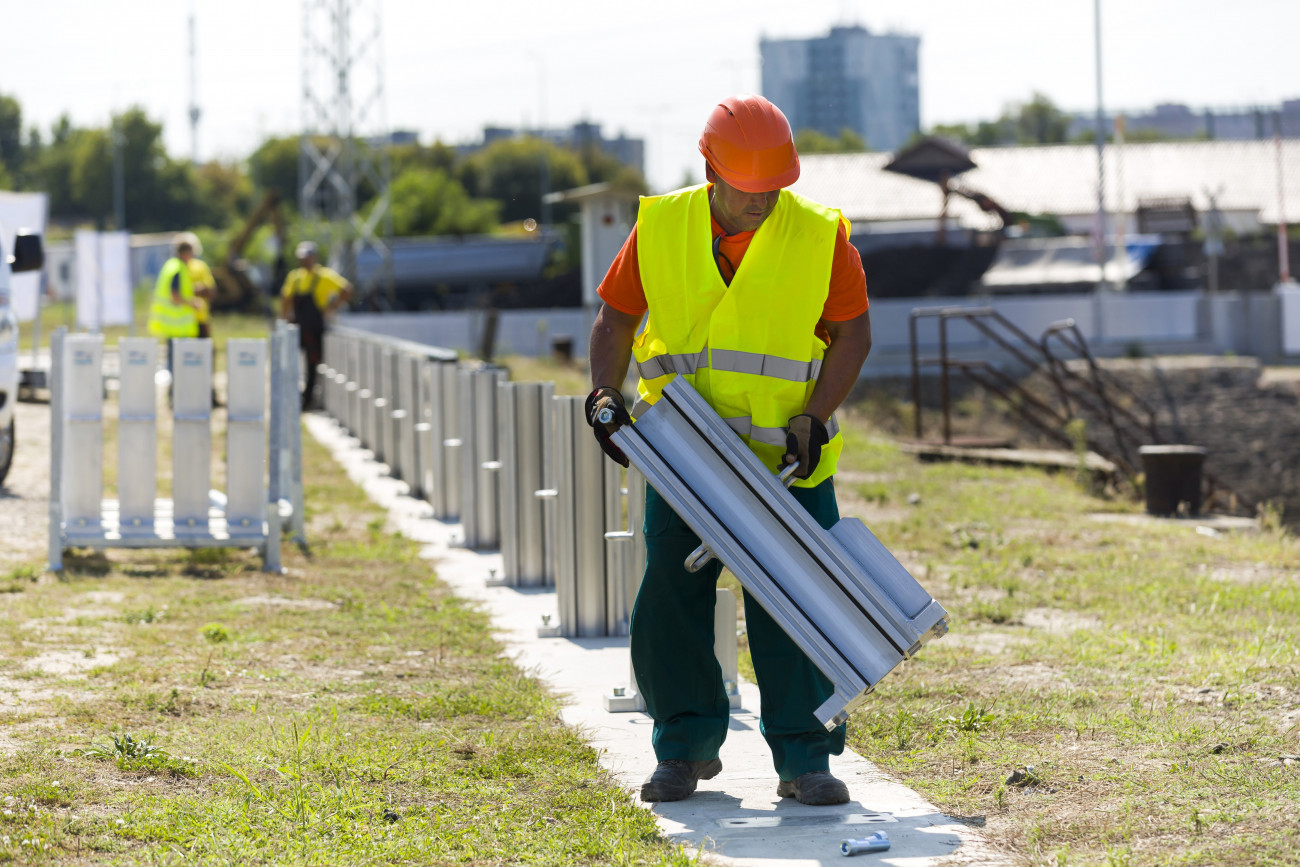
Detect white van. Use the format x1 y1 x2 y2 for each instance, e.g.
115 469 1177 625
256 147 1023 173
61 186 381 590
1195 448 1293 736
0 230 43 485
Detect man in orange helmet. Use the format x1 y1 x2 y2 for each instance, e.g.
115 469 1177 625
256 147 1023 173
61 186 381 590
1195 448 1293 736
586 94 872 805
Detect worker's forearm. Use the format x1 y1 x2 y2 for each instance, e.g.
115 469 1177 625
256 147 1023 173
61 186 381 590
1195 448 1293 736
803 334 870 424
589 310 637 392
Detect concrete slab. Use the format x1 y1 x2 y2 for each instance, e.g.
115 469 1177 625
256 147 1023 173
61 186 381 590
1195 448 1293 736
305 413 1009 865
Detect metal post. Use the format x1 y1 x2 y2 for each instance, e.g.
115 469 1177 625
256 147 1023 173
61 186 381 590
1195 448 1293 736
550 396 580 635
497 381 555 586
62 334 105 533
225 339 268 537
398 353 419 490
269 326 284 517
415 360 435 502
909 311 923 441
459 366 505 550
357 339 373 450
714 587 741 708
1277 124 1292 284
939 316 951 445
381 346 399 477
496 381 520 584
1093 0 1108 290
440 362 462 521
287 331 306 546
602 461 626 635
570 396 608 637
117 339 157 534
171 338 213 536
47 328 66 571
374 345 391 467
345 335 361 436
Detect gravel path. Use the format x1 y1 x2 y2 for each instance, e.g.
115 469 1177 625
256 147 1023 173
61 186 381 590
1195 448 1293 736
0 400 53 572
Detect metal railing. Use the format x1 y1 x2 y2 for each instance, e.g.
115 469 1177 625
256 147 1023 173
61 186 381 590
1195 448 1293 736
909 306 1252 511
319 326 647 646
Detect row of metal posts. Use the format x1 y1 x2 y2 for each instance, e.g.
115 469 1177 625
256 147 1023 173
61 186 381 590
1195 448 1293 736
318 326 739 710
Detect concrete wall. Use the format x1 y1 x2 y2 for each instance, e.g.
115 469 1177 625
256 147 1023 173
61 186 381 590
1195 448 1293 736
339 308 595 361
339 287 1298 375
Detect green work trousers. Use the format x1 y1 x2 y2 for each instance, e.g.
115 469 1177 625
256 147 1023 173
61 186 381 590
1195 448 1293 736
629 479 847 781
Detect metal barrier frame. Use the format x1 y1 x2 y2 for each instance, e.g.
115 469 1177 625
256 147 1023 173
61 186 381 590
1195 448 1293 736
48 324 303 573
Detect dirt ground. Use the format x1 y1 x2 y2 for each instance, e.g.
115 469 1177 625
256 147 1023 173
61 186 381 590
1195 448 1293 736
0 400 53 573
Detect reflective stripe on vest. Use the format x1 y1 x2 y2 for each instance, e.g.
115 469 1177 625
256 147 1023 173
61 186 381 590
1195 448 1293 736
635 347 823 383
632 184 846 486
635 349 710 380
631 397 840 447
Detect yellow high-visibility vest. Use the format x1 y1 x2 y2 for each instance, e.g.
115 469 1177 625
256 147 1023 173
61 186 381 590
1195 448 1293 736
188 258 215 325
148 257 199 338
632 184 846 487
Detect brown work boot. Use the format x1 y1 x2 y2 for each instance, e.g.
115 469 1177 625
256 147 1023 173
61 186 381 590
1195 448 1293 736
640 758 723 802
776 771 850 805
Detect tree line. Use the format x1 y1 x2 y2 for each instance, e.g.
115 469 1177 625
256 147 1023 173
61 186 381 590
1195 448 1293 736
0 92 646 241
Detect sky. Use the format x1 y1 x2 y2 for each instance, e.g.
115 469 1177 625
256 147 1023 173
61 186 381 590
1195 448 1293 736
3 0 1298 193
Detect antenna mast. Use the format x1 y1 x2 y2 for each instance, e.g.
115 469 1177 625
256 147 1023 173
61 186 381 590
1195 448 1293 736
299 0 394 305
188 10 200 164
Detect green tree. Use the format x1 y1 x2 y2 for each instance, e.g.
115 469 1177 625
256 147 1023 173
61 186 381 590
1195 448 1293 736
248 135 301 204
390 140 458 178
458 137 587 225
193 160 254 228
1012 92 1071 145
0 95 23 185
386 167 500 236
794 127 868 154
929 93 1069 147
67 108 199 231
29 115 83 215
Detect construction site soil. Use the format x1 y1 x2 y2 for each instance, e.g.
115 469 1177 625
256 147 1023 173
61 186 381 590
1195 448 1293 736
867 356 1300 524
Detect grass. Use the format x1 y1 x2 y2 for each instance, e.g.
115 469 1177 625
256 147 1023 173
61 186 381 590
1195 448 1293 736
0 426 696 865
827 408 1300 866
23 298 272 355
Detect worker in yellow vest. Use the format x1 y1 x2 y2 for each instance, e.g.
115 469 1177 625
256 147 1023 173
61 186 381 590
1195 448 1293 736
586 94 873 806
174 232 217 339
148 238 199 339
148 235 213 382
175 232 221 405
280 241 351 410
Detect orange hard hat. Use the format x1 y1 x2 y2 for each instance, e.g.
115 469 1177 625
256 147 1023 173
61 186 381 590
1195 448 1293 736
698 94 800 193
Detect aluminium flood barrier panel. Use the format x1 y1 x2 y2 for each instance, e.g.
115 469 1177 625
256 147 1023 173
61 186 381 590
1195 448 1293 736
610 377 948 729
48 328 298 573
496 381 556 587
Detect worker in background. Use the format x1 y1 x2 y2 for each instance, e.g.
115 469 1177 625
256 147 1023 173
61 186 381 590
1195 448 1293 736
177 232 220 406
586 94 872 806
147 235 212 380
280 241 351 410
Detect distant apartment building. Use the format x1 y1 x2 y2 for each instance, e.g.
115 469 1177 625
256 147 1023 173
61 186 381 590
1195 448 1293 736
472 121 645 176
1070 99 1300 141
760 25 920 153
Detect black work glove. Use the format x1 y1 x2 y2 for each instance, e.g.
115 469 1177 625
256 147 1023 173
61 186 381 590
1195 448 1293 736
783 414 829 480
585 387 631 467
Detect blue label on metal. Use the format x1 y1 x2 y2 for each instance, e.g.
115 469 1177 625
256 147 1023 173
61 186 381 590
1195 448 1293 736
182 353 202 366
238 352 258 366
127 350 149 365
74 350 94 366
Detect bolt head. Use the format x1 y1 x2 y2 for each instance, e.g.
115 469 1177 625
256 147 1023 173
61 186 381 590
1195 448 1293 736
612 687 626 697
